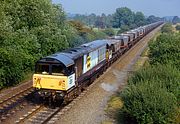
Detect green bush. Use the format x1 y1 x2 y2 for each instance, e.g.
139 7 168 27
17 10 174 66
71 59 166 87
120 81 177 124
103 28 115 36
117 25 130 34
0 0 76 88
69 20 107 43
94 30 107 39
129 65 180 100
175 25 180 31
0 47 26 86
149 33 180 69
119 65 179 124
161 23 174 33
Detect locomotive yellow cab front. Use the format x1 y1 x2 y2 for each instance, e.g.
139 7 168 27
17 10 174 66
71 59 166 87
33 74 68 91
33 56 76 99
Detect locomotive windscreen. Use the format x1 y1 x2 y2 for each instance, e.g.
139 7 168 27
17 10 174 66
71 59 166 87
36 64 49 74
35 63 67 76
52 64 66 76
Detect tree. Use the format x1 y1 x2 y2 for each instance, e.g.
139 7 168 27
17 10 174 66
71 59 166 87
146 15 162 24
117 25 130 34
70 13 113 28
69 8 153 29
68 20 107 43
0 0 73 88
112 7 134 28
106 14 113 28
95 16 105 29
134 12 146 27
172 16 180 24
88 13 97 26
68 20 92 36
2 0 69 55
103 28 115 36
175 25 180 31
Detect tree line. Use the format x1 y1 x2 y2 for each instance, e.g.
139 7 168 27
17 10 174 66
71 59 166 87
69 7 162 33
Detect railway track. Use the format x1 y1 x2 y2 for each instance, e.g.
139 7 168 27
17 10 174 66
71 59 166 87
15 105 45 124
15 88 92 124
0 86 34 122
15 104 66 124
29 107 61 124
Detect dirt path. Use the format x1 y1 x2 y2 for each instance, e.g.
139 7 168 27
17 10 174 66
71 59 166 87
53 26 163 124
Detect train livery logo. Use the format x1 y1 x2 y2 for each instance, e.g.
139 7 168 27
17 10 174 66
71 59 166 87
106 51 109 60
86 55 91 69
69 76 73 85
68 74 75 89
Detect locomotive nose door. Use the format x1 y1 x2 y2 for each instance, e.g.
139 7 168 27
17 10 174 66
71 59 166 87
33 62 76 91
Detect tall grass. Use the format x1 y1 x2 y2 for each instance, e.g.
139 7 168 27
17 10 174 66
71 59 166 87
149 33 180 69
129 65 180 99
120 83 177 124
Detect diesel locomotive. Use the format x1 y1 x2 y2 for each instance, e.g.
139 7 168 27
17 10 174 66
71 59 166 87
33 21 163 103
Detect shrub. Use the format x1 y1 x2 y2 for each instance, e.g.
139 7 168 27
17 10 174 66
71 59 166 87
129 65 180 100
175 25 180 31
117 25 130 34
161 23 174 33
0 0 75 88
94 30 107 39
120 81 177 124
103 28 115 36
149 33 180 69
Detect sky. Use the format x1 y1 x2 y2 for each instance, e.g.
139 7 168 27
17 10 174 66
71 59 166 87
52 0 180 17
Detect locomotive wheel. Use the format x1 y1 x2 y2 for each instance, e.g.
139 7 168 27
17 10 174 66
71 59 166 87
49 97 53 107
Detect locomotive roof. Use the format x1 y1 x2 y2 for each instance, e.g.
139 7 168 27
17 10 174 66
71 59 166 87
136 27 144 30
121 33 132 36
43 54 75 67
115 35 129 39
125 32 136 35
129 30 139 33
38 40 107 67
121 33 134 39
81 40 107 50
136 27 145 33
